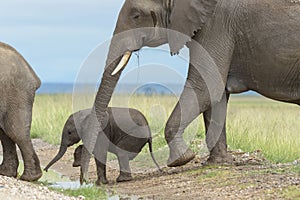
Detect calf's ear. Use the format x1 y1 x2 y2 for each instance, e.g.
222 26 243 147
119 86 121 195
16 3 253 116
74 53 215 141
168 0 217 54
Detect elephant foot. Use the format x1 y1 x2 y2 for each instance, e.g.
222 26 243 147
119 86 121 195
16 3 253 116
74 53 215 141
80 173 88 185
72 161 80 168
116 172 132 182
205 146 233 165
20 167 42 182
20 155 42 182
205 153 233 165
167 148 195 167
95 177 109 185
0 164 18 178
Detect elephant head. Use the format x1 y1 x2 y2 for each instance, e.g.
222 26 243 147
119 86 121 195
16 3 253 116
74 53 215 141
93 0 217 133
44 111 89 171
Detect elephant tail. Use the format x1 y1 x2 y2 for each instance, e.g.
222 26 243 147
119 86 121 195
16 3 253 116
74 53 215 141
148 137 162 172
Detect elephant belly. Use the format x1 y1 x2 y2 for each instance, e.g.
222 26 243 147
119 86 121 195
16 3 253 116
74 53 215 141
110 133 148 160
252 71 300 104
121 136 148 153
228 56 300 103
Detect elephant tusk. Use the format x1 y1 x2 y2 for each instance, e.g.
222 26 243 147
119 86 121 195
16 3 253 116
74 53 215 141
111 51 132 76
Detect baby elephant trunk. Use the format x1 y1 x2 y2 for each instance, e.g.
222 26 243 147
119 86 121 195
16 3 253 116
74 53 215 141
44 145 68 172
148 137 162 172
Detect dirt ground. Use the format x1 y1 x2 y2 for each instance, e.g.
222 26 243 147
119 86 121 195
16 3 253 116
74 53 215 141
34 139 300 200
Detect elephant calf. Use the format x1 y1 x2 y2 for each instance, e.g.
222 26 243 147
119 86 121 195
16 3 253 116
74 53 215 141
45 108 161 184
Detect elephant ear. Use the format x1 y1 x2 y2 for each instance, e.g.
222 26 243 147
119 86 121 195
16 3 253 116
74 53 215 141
168 0 218 54
75 108 109 141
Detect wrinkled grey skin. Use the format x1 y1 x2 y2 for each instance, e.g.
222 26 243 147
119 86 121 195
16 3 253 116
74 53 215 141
87 0 300 180
44 108 160 184
0 42 42 181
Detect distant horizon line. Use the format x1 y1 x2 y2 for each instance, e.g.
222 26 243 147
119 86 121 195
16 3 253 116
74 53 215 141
40 82 185 85
37 82 259 96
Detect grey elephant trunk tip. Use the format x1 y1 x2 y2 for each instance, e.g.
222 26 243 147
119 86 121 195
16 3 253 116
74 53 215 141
44 163 53 172
44 145 68 172
44 163 52 172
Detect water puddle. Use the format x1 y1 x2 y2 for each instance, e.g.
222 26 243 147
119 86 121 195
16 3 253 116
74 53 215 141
41 169 117 198
48 180 140 200
49 181 93 190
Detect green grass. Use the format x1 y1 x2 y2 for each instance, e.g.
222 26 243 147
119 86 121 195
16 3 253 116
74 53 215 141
227 96 300 163
52 187 107 200
31 94 300 163
31 94 73 145
291 165 300 174
281 186 300 199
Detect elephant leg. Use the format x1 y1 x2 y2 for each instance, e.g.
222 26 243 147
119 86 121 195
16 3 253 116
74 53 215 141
165 34 234 167
95 158 108 185
116 150 132 182
4 99 42 181
82 132 109 184
204 92 233 164
0 129 19 178
165 69 211 167
80 145 92 184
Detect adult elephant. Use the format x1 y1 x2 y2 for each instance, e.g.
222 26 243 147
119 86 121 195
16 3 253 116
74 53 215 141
81 0 300 179
0 42 42 181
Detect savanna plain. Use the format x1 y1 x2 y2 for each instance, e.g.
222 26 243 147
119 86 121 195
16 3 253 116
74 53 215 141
30 94 300 199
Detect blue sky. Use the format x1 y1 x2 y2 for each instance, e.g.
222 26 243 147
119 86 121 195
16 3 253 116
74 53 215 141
0 0 189 84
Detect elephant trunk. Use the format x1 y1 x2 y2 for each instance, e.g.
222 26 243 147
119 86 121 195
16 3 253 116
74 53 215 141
44 145 67 172
94 39 130 127
94 58 122 123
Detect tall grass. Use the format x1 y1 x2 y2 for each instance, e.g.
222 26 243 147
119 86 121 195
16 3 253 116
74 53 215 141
31 94 73 144
227 96 300 163
31 94 299 163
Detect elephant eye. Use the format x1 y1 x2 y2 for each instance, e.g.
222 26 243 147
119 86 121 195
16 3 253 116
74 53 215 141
68 131 72 135
131 9 141 20
133 14 140 19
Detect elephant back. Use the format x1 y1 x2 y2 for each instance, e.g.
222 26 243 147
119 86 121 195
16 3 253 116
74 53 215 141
0 42 41 92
